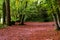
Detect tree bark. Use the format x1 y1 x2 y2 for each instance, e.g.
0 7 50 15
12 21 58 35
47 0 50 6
3 1 6 24
5 0 11 26
20 14 25 25
52 13 60 30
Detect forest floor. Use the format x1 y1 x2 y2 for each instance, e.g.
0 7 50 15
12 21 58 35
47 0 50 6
0 22 60 40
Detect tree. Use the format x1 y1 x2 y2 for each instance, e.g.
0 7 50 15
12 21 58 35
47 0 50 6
46 0 60 30
20 1 28 25
3 0 6 24
5 0 11 26
51 0 60 30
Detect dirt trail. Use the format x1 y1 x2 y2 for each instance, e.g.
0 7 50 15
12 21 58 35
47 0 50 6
0 22 60 40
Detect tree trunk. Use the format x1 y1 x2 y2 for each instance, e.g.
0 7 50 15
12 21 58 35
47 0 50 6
52 13 60 30
19 1 27 25
3 1 6 24
20 14 25 25
5 0 11 26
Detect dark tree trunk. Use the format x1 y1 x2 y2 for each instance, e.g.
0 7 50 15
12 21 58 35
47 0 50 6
20 14 25 25
56 7 60 21
3 1 6 24
5 0 11 26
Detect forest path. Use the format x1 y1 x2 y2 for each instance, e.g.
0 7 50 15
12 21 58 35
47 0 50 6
0 22 60 40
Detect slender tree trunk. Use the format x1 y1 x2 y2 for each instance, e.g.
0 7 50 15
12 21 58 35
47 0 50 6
3 1 6 24
52 13 60 30
5 0 11 26
20 1 27 25
20 14 25 25
56 7 60 21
